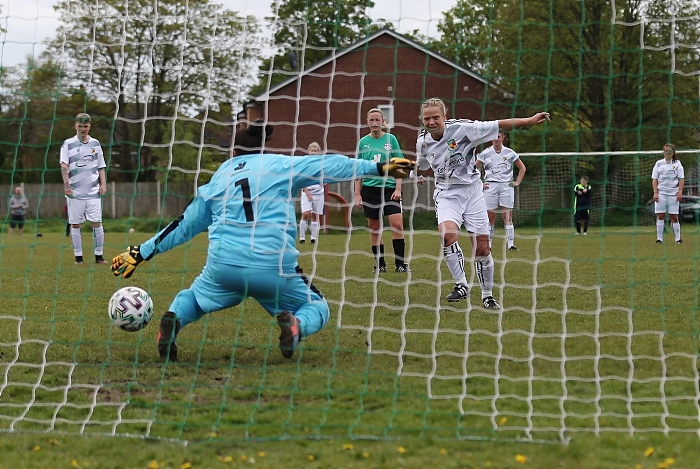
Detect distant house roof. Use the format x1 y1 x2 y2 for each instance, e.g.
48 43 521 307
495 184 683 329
254 27 490 101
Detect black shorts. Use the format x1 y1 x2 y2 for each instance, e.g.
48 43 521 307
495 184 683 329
574 209 590 222
360 186 402 220
10 214 25 228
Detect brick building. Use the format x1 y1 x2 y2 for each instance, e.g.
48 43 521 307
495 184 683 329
243 28 510 158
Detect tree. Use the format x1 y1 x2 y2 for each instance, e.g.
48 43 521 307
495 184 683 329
429 0 495 75
436 0 700 186
0 57 108 184
253 0 375 93
45 0 263 181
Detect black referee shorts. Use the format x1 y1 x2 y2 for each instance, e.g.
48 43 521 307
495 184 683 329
360 186 402 220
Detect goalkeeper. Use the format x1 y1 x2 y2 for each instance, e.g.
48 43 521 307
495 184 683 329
112 119 413 361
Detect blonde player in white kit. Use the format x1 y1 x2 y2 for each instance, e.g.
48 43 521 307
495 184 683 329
476 131 526 251
60 113 108 264
414 98 549 308
299 142 325 244
652 143 684 244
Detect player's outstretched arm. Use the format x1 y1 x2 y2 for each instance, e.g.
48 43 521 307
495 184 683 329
291 154 414 190
498 112 550 130
112 196 212 278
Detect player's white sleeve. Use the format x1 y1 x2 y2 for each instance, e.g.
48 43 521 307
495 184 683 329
461 120 500 147
651 162 659 179
415 138 431 171
59 142 69 165
97 143 107 169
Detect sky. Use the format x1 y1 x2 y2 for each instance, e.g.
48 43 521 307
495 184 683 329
0 0 457 67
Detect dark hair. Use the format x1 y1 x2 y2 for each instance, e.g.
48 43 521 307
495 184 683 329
664 143 677 162
234 119 274 156
580 175 588 183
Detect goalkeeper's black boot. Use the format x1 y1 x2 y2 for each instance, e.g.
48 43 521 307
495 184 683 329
446 283 469 302
277 311 301 359
95 255 107 264
157 311 181 361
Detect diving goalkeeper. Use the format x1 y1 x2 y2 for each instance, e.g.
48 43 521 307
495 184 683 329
111 119 413 361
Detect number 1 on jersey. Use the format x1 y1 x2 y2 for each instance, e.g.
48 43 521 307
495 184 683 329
235 178 254 222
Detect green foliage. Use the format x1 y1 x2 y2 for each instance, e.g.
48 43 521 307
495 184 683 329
430 0 495 75
155 117 227 186
252 0 375 94
435 0 700 155
40 0 262 181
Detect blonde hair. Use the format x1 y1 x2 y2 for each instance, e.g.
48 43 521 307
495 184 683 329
421 98 447 115
367 108 384 118
308 141 321 152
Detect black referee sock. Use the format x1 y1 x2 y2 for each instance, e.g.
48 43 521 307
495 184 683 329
371 244 386 268
392 238 405 267
371 245 385 268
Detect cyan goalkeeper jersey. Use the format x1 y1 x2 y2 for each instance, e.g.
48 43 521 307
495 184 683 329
140 153 380 269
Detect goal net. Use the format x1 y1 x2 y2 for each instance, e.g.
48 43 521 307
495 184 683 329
1 0 700 444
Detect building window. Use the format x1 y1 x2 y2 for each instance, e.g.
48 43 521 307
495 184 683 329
378 104 394 130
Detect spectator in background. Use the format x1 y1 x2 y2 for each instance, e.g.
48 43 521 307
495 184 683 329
574 176 593 235
652 143 684 244
8 186 29 237
298 142 325 245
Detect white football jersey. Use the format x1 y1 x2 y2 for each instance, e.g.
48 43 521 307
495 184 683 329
416 119 499 189
477 145 520 183
651 158 684 196
60 135 106 200
304 183 324 197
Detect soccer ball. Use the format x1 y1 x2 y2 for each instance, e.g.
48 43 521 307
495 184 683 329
108 286 154 332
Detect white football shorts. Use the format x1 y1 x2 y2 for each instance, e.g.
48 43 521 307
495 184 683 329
67 197 103 224
301 194 324 215
655 194 679 215
483 182 514 210
433 183 490 235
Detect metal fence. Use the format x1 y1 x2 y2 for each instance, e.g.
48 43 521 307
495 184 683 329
1 182 193 219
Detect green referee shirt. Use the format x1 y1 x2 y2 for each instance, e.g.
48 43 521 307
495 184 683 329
356 133 403 188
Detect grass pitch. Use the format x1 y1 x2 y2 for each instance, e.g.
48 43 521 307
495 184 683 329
1 224 699 468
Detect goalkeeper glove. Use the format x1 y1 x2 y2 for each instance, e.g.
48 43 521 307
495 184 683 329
111 245 146 279
377 158 415 179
